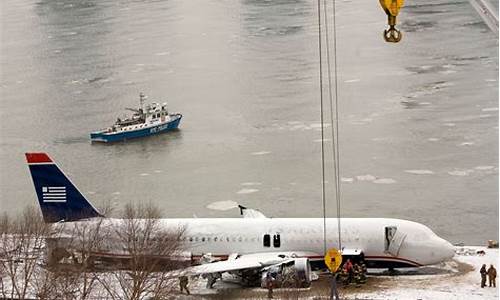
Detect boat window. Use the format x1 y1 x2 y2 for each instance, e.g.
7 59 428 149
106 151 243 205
226 237 230 242
214 237 218 242
201 237 205 242
189 237 193 242
273 234 281 248
263 234 270 247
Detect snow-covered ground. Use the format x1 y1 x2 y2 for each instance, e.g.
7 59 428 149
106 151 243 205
177 246 499 299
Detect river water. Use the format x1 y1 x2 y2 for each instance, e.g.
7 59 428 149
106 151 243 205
1 0 498 245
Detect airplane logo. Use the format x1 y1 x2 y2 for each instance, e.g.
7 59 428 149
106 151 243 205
42 186 66 203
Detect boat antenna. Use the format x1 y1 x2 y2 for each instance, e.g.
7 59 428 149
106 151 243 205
139 92 146 111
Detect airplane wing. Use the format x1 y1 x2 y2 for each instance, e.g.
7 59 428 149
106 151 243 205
177 251 317 276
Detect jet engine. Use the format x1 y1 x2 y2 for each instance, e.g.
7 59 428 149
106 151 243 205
261 258 312 288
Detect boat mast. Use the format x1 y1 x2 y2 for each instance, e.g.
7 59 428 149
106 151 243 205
139 92 146 112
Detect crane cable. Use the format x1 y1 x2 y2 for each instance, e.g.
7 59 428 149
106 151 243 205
318 0 343 255
327 0 343 252
316 0 328 255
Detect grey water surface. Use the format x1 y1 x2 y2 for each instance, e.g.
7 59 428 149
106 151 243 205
0 0 497 245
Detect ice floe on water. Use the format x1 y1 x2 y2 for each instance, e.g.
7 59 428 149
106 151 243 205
241 182 262 186
206 200 238 211
373 178 397 184
139 173 150 176
313 138 331 143
111 191 121 195
448 169 474 176
155 51 170 56
341 177 354 183
428 137 440 142
475 165 494 170
356 174 376 181
236 188 259 194
481 107 498 112
405 169 434 175
459 142 475 146
344 78 360 83
443 123 456 127
479 114 492 118
153 170 163 173
251 151 271 156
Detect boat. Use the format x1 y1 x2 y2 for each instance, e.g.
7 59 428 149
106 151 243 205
90 93 182 143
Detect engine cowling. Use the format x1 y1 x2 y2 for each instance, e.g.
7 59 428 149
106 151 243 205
261 258 312 288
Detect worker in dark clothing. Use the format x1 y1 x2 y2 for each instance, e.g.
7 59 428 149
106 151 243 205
480 264 487 288
265 272 275 299
488 265 497 287
179 276 190 295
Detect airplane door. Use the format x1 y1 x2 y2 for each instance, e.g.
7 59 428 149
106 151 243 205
384 226 407 256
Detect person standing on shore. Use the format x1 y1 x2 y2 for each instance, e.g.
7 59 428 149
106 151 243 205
480 264 487 288
488 265 496 288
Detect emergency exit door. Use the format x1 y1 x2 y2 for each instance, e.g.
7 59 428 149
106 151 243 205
384 226 406 256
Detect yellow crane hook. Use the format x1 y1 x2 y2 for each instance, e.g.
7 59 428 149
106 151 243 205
379 0 404 43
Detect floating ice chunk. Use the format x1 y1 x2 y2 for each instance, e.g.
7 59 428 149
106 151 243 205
448 169 473 176
87 191 96 195
479 114 492 118
428 138 440 142
443 123 456 127
241 182 262 186
140 173 150 176
405 170 434 175
344 79 360 83
237 188 259 194
154 170 163 173
475 166 494 170
310 123 330 128
356 174 376 181
341 177 354 183
206 200 239 211
373 178 396 184
459 142 474 146
314 138 332 143
481 107 498 112
112 191 121 195
251 151 271 156
155 51 170 56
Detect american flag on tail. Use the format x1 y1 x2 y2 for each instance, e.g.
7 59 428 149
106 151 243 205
42 186 66 202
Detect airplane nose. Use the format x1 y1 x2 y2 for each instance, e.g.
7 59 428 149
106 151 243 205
441 239 455 260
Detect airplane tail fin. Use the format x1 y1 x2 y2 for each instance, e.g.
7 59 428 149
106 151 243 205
25 153 103 223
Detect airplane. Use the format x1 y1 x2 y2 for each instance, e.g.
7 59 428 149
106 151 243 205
25 152 456 287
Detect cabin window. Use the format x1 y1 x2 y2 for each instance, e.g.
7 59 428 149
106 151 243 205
189 237 193 242
201 237 205 242
273 234 281 248
263 234 270 247
226 237 230 242
214 237 217 242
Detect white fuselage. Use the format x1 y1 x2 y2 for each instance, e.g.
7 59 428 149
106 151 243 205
58 217 455 269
